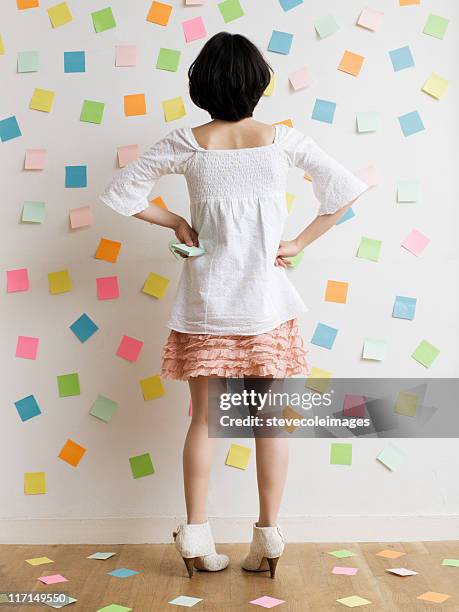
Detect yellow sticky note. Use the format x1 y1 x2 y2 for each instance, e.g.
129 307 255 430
422 72 449 99
140 375 165 400
336 596 372 608
394 391 419 417
142 272 169 298
30 88 55 112
226 443 251 469
48 269 72 294
306 367 332 393
0 33 4 55
263 73 275 96
47 2 73 28
24 472 46 495
162 96 186 122
26 557 54 566
286 192 295 214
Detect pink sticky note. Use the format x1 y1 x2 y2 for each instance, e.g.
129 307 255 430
250 596 285 609
355 165 380 187
116 335 144 362
289 67 312 91
115 45 137 67
401 229 430 256
37 574 68 585
70 205 93 229
7 268 30 292
25 149 48 170
96 276 119 300
386 567 418 576
117 144 139 167
182 16 207 42
185 0 206 4
332 566 359 575
343 395 366 418
357 8 384 31
16 336 39 360
189 398 193 416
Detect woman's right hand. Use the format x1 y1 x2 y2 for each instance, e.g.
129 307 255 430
173 218 199 258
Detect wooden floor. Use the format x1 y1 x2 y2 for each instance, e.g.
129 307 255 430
0 541 458 611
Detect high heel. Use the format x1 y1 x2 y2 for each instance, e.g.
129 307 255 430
241 523 285 579
172 521 229 578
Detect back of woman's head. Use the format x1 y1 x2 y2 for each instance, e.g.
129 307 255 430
188 32 272 122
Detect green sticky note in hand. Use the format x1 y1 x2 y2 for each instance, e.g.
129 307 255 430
285 250 304 268
169 241 206 258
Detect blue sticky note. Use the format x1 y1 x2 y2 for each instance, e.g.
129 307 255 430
311 323 338 350
108 568 139 578
336 207 355 225
389 46 414 72
0 115 22 142
312 98 336 124
398 111 424 137
64 51 86 73
70 313 99 342
65 165 87 188
278 0 303 11
268 30 293 55
169 596 203 607
15 394 41 422
393 296 417 320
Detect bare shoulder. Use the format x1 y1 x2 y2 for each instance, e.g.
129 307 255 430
191 119 277 150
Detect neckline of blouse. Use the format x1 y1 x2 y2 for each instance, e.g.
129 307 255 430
184 124 279 153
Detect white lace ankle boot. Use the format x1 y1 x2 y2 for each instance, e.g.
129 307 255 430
172 521 229 578
241 523 285 578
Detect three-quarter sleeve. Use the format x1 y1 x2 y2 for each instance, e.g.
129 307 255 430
99 128 193 216
281 126 370 216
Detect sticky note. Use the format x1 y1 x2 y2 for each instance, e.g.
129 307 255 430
116 335 144 362
115 45 137 67
185 0 206 4
0 34 4 55
25 148 47 169
151 196 167 209
442 559 459 567
422 72 449 99
418 592 451 604
401 228 429 256
286 193 295 214
30 88 55 112
147 1 172 26
87 552 117 560
129 453 155 478
336 596 371 608
311 323 338 350
92 7 116 32
393 296 416 320
423 14 449 39
325 280 348 304
163 96 186 122
38 575 68 585
48 269 72 294
156 48 181 71
249 596 285 608
336 208 355 225
58 439 86 467
108 568 139 578
16 335 39 359
386 567 418 576
64 51 85 73
124 93 146 116
65 165 87 188
338 50 365 76
17 0 40 8
328 549 356 559
263 73 275 96
17 50 39 72
182 16 207 42
357 8 383 31
95 238 121 263
142 272 170 298
57 372 80 397
46 596 78 608
412 339 440 368
357 236 382 261
140 375 165 400
268 30 293 55
97 606 132 612
117 144 138 167
218 0 244 23
343 395 366 418
400 0 419 4
274 118 293 128
169 597 203 608
330 443 352 466
226 443 251 469
394 391 419 417
7 268 29 292
70 313 99 342
289 67 312 90
314 14 339 38
397 180 419 202
356 111 379 133
24 472 46 495
312 98 336 124
97 276 119 300
362 338 387 361
279 0 302 10
377 443 405 471
286 251 304 268
0 116 22 141
306 367 332 393
26 557 54 566
47 2 73 28
332 566 359 575
22 201 45 223
376 549 406 559
398 110 424 137
15 394 41 421
389 46 414 72
70 205 93 229
80 100 105 124
90 396 118 423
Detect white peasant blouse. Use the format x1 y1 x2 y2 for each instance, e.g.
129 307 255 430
99 123 369 335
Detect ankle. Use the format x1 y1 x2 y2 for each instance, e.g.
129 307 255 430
187 518 208 525
256 520 277 528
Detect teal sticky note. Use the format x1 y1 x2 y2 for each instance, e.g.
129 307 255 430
107 568 139 578
397 180 419 202
90 395 118 423
356 111 379 133
218 0 244 23
398 110 425 137
311 323 338 350
156 48 181 72
393 296 417 320
91 7 116 33
389 46 414 72
15 394 41 422
22 201 46 223
377 443 404 471
65 165 87 188
268 30 293 55
70 313 99 342
423 13 449 39
362 338 387 361
312 98 336 124
17 50 39 73
330 443 352 465
279 0 303 11
64 51 85 73
0 115 22 142
314 14 339 39
336 207 355 225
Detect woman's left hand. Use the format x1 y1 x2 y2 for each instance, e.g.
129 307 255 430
275 239 301 268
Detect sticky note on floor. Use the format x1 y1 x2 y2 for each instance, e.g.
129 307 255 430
311 323 338 350
343 395 366 418
108 568 139 578
386 567 418 576
336 596 371 608
442 558 459 567
314 14 339 38
38 574 68 585
423 14 449 39
169 596 203 607
97 606 133 612
91 7 116 33
328 549 356 558
377 443 405 471
362 338 387 361
418 592 451 603
411 339 440 368
422 72 449 99
312 98 336 123
330 443 352 465
333 566 359 575
162 96 186 122
357 236 382 261
376 549 406 559
263 73 275 96
401 228 430 256
397 180 419 202
26 557 54 566
48 269 72 294
30 88 55 112
147 1 173 26
338 50 365 76
249 596 285 608
90 395 118 423
47 2 73 28
97 276 119 300
268 30 293 55
142 272 169 298
129 452 155 478
226 443 251 469
140 375 165 400
24 472 46 495
70 313 98 343
394 392 419 417
124 93 147 116
116 335 144 362
182 16 207 42
325 280 348 304
87 552 117 560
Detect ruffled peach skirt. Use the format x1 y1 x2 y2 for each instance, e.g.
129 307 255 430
160 318 310 380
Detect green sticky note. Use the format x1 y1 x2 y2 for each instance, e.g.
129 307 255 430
394 392 419 417
90 395 118 423
286 250 304 268
57 373 81 397
314 14 340 39
91 7 116 33
17 50 39 73
411 340 440 368
442 558 459 567
97 606 133 612
330 443 352 465
22 201 45 223
156 48 181 72
423 13 449 39
129 453 155 479
356 111 379 133
377 443 404 471
328 549 356 558
357 236 382 261
397 180 419 202
218 0 244 23
80 100 105 124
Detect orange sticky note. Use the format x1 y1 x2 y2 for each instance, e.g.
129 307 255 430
151 196 167 209
417 592 450 604
325 280 348 304
124 93 146 116
400 0 420 5
95 238 122 263
273 118 293 128
338 50 365 77
17 0 40 9
146 1 172 26
376 549 405 559
58 439 86 467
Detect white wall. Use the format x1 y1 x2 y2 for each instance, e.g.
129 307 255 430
2 0 458 543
